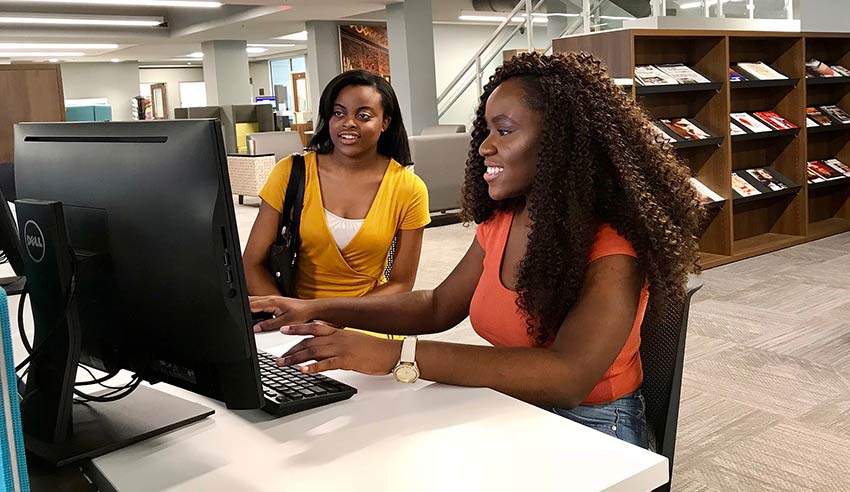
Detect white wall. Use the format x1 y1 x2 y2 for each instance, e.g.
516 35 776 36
801 0 850 32
61 62 140 121
139 67 204 118
433 24 551 127
249 60 271 97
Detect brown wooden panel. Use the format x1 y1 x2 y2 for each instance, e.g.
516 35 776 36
808 186 850 222
805 35 850 68
552 30 633 78
733 193 802 239
0 64 65 163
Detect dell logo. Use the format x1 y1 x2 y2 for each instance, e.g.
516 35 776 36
24 220 46 263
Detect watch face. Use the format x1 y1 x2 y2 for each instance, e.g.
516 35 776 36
394 364 419 383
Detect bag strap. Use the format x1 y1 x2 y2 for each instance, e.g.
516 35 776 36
274 153 306 247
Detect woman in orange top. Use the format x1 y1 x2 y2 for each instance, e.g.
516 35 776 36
250 53 701 447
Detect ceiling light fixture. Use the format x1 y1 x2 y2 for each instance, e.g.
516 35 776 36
245 47 267 54
0 12 164 27
246 43 295 48
0 51 85 57
48 58 58 62
188 51 203 58
598 15 636 20
111 58 120 62
4 0 220 7
458 11 548 23
275 30 307 41
0 42 118 49
678 0 740 9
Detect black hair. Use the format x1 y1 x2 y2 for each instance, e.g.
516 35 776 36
307 70 411 165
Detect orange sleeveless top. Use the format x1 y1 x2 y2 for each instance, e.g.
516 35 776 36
469 211 648 405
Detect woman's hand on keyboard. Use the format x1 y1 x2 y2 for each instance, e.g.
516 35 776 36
277 322 401 376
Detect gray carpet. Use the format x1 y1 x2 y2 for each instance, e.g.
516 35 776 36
235 198 850 491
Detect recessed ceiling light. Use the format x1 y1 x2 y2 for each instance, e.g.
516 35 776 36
111 58 120 62
275 31 307 41
457 12 547 23
246 47 267 54
0 13 164 27
188 52 203 58
0 42 118 49
0 51 85 57
247 43 295 48
48 58 58 62
4 0 221 7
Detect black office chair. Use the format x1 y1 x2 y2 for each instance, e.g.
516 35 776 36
640 276 702 492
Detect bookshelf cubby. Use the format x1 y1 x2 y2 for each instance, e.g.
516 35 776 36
554 29 850 268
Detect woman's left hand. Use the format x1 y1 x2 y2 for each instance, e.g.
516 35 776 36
278 322 402 376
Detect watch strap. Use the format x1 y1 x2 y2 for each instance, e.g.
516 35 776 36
400 336 417 364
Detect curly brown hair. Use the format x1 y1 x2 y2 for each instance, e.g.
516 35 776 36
462 52 701 345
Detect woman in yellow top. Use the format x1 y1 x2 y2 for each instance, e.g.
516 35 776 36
243 70 431 333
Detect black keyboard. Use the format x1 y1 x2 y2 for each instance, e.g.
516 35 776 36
257 351 357 416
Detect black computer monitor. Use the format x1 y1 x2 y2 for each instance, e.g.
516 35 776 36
14 120 264 464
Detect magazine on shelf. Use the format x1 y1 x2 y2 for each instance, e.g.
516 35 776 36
729 67 747 82
806 58 838 77
806 107 833 126
832 65 850 77
731 112 773 133
820 105 850 124
659 118 713 140
753 111 797 130
807 163 827 183
655 63 711 84
808 160 846 180
731 121 748 135
746 168 788 191
689 177 724 205
806 117 820 127
732 172 762 197
634 65 679 86
823 158 850 177
735 62 788 80
649 122 678 143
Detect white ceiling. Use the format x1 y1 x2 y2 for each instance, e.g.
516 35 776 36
0 0 799 64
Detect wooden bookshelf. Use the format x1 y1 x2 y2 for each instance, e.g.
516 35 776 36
553 29 850 268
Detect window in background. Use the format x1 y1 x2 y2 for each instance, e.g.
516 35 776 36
65 97 109 107
179 81 207 108
270 55 307 112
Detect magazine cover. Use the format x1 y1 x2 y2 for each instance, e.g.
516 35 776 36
634 65 679 86
806 58 838 77
735 62 788 80
806 117 820 127
746 168 788 191
650 122 678 143
823 158 850 177
731 121 747 135
660 118 713 140
731 112 773 133
808 160 846 180
753 111 797 130
806 107 833 125
689 177 724 204
732 172 762 197
832 65 850 77
655 63 711 84
729 67 747 82
820 105 850 124
806 163 827 183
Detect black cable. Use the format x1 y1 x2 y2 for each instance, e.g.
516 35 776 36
73 376 141 404
15 269 78 373
75 364 123 389
17 285 31 353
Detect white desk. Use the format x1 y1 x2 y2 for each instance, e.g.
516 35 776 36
90 332 668 492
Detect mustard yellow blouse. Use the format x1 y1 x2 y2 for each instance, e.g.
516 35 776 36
258 151 430 300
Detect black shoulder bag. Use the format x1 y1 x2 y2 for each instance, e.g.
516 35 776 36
267 153 305 297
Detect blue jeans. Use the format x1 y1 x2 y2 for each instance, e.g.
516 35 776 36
553 390 649 448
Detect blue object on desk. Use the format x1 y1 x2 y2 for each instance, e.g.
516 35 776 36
66 105 112 122
0 288 29 492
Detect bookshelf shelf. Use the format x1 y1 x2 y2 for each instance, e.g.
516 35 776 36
731 79 799 90
635 82 723 95
807 123 850 134
807 76 850 86
672 136 724 150
553 29 850 268
731 128 800 142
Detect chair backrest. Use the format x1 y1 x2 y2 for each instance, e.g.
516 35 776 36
420 124 466 135
639 277 702 492
246 131 304 162
408 133 471 213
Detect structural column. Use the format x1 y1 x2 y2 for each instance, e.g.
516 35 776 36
306 21 342 116
201 40 252 106
387 0 438 136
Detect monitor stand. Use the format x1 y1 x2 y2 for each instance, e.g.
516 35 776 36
0 275 25 295
25 384 214 467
